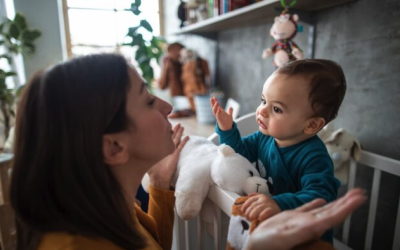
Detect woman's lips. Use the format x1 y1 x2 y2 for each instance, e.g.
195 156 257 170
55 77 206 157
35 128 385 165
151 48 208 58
258 119 267 129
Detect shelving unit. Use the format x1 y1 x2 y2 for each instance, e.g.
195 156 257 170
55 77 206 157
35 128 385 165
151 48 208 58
175 0 356 35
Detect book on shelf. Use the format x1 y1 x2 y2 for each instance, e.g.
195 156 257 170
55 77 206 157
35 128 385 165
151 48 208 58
213 0 220 16
201 0 254 20
208 0 214 17
229 0 250 11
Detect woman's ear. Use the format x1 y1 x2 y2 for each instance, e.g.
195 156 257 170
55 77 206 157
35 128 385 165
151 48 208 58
304 117 326 135
102 135 129 165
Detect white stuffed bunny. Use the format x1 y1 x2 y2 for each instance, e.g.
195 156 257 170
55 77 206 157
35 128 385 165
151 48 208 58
319 128 361 185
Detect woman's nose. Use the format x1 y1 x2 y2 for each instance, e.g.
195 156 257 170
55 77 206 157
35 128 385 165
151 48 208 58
160 98 173 117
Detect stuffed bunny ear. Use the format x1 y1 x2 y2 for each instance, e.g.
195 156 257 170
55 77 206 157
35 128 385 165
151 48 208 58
219 144 235 156
352 138 362 161
325 128 345 144
141 173 150 193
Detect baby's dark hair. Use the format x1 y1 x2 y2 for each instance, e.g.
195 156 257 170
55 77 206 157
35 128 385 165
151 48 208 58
276 59 347 124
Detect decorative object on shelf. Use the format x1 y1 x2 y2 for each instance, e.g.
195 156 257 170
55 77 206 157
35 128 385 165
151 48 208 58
180 48 210 113
178 0 187 28
261 0 303 67
187 0 199 24
196 3 209 21
0 12 41 142
125 0 164 88
159 42 185 97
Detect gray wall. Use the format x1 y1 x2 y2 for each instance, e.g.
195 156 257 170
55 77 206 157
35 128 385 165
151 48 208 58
164 0 400 249
13 0 66 80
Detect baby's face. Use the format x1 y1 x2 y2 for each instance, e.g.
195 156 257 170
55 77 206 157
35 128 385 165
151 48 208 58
255 73 316 147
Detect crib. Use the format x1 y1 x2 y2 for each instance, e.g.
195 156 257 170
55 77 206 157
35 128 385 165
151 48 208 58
172 112 400 250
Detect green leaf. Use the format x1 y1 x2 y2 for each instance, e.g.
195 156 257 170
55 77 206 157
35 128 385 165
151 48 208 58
126 26 139 37
135 0 142 7
22 42 35 54
0 54 12 64
5 71 17 77
140 20 153 32
130 4 141 15
13 12 27 30
8 22 20 39
21 29 41 41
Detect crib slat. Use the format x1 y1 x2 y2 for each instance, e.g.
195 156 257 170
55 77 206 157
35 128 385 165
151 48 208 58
185 220 190 250
197 216 203 250
393 194 400 250
213 203 221 250
342 159 357 244
365 168 381 250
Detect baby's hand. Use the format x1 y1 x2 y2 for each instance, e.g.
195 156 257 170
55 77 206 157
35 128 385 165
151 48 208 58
210 97 233 131
242 193 281 221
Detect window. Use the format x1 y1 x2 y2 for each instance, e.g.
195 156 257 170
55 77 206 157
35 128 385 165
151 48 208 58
63 0 161 59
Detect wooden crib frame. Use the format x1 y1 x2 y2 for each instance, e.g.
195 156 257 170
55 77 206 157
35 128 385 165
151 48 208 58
172 112 400 250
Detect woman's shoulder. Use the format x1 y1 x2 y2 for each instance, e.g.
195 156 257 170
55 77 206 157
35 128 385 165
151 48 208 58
37 232 123 250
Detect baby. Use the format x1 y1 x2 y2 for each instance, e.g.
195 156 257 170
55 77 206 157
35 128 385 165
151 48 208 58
210 59 346 243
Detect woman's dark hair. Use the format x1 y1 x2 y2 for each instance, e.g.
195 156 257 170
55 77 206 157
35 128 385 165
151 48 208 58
10 53 146 249
276 59 347 124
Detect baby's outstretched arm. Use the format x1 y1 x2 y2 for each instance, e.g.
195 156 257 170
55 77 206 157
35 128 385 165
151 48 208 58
210 97 233 131
242 193 282 221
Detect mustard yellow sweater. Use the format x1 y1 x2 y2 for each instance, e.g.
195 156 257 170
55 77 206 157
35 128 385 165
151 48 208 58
37 186 175 250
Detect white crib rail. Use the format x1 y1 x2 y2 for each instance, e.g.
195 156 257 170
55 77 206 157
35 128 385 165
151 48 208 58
340 151 400 250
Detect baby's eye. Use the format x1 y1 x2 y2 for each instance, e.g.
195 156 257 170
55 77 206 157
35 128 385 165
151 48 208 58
260 98 266 105
273 106 282 113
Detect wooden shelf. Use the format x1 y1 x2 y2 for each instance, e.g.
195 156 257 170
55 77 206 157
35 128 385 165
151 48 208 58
175 0 355 35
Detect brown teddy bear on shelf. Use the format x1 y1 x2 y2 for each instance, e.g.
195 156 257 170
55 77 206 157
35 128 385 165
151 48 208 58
159 42 185 97
180 48 210 113
262 10 303 67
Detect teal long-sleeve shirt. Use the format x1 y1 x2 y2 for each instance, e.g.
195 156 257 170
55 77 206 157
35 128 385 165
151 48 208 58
216 122 341 243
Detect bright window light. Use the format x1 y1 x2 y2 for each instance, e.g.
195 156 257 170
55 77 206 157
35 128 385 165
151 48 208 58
66 0 160 58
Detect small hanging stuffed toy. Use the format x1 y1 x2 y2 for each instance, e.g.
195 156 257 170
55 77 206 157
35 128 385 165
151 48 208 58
262 0 303 67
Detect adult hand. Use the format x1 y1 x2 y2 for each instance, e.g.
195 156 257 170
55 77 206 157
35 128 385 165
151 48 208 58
246 188 367 250
210 97 233 131
242 193 281 221
148 124 189 190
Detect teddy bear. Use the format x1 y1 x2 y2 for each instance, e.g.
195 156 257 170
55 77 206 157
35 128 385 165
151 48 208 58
142 135 270 220
179 48 210 113
262 11 303 67
318 127 362 185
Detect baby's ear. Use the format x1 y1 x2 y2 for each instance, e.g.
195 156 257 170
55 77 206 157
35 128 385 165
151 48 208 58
304 117 326 135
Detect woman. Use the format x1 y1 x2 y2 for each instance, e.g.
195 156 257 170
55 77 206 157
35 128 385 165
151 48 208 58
10 53 188 250
10 53 365 250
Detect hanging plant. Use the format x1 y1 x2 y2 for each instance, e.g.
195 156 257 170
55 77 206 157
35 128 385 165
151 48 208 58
124 0 165 88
